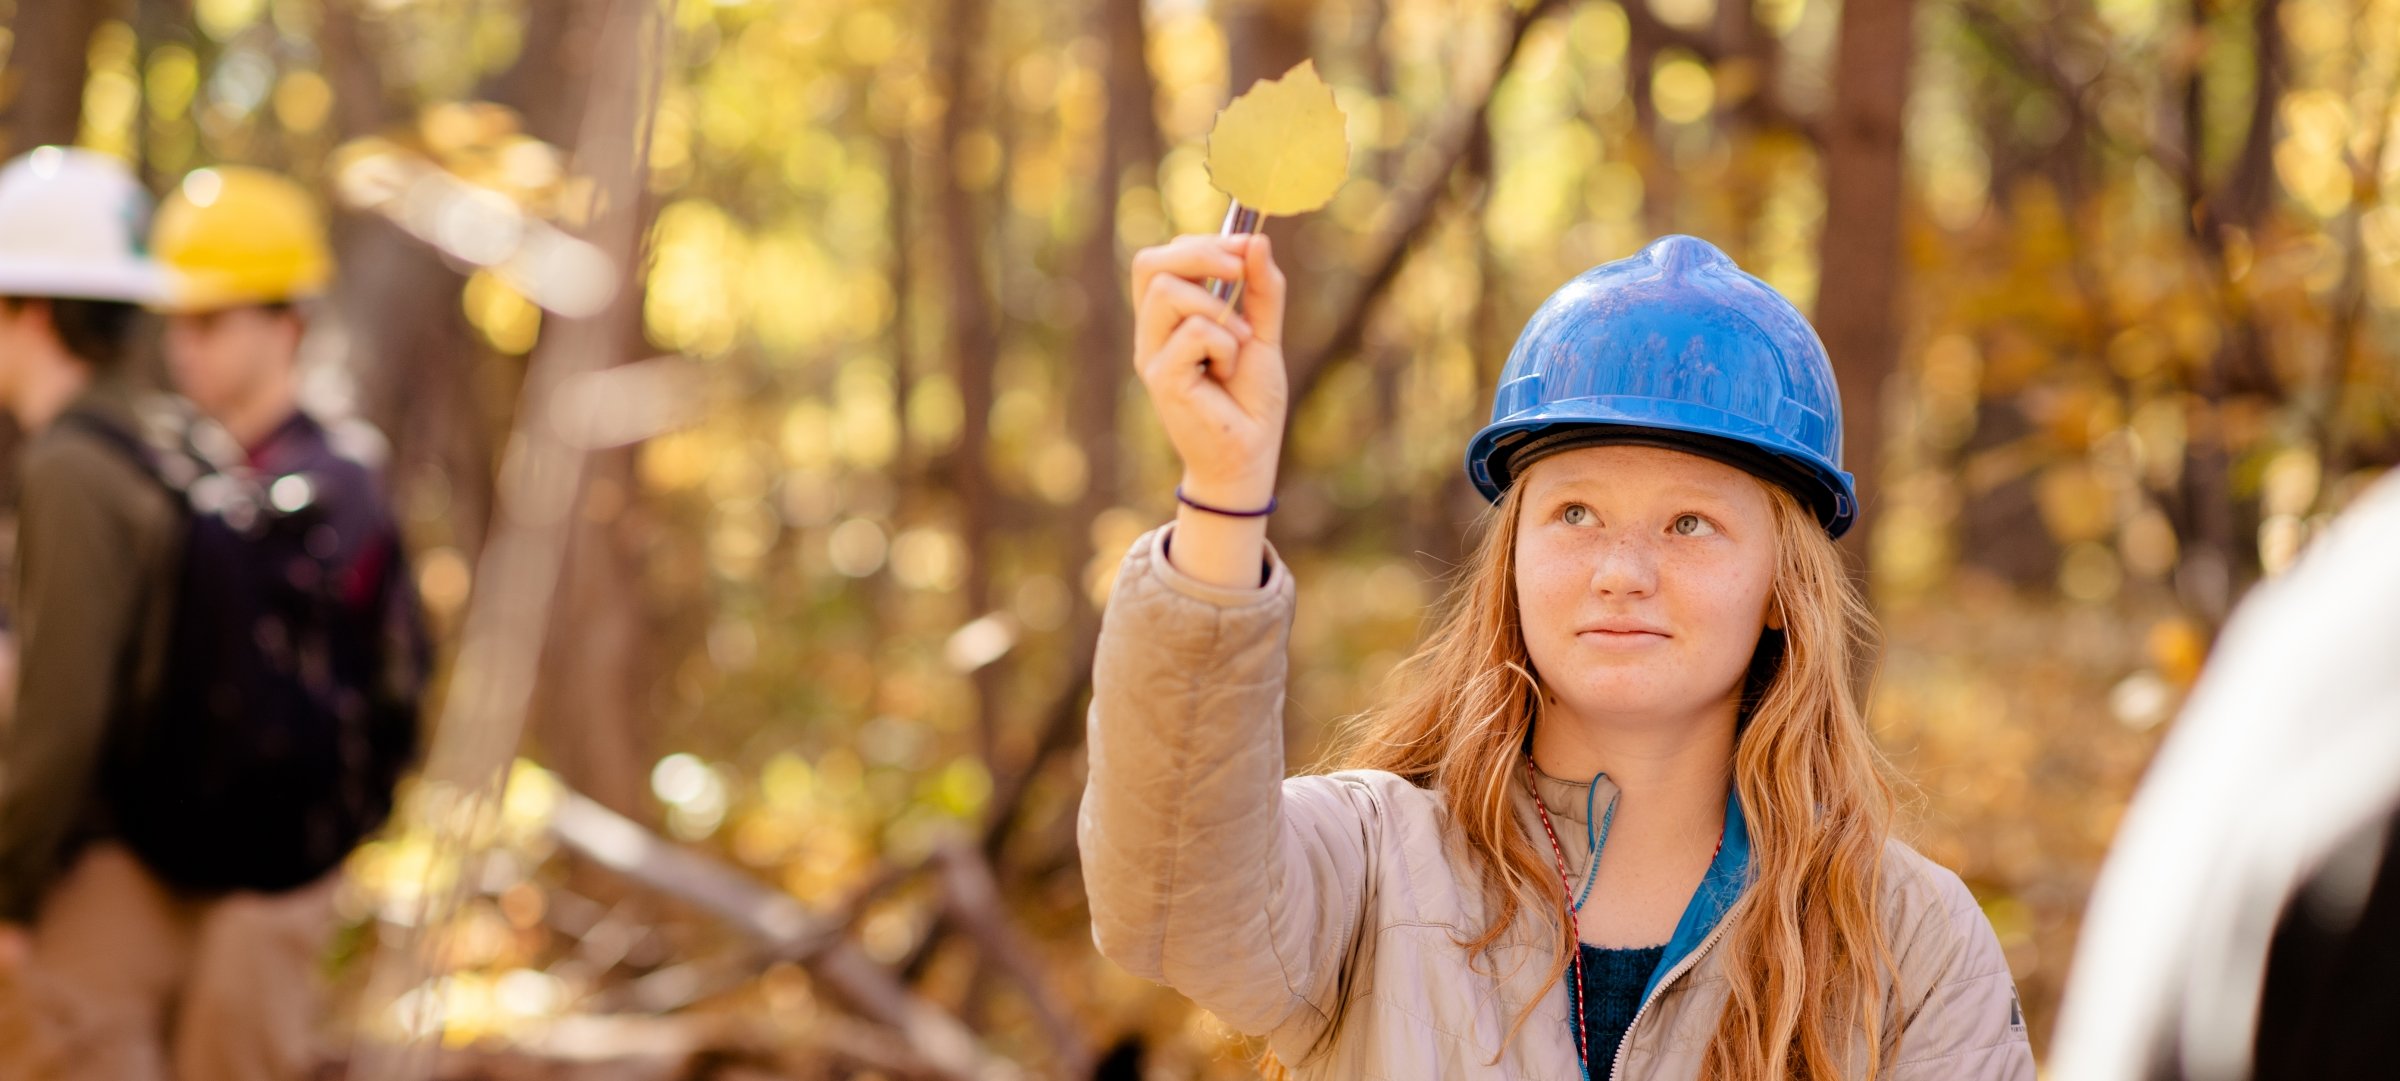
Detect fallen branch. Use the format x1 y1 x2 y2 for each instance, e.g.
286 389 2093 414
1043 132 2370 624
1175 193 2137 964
934 841 1094 1077
547 790 1026 1081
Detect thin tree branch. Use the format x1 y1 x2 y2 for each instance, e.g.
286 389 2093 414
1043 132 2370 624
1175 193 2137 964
934 842 1094 1077
1285 0 1572 409
1620 0 1822 142
1955 2 2191 180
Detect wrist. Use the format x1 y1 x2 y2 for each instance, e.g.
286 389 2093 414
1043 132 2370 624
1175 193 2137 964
1177 468 1278 512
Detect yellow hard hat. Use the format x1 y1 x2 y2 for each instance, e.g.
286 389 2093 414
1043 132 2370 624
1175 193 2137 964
151 165 333 313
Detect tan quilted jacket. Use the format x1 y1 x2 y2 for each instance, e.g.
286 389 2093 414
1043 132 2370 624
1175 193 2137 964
1079 525 2036 1079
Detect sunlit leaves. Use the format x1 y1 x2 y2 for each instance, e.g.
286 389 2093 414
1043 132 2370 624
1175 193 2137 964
78 22 141 160
645 198 748 356
2275 89 2358 218
463 270 541 354
146 46 201 122
1651 55 1715 124
195 0 266 41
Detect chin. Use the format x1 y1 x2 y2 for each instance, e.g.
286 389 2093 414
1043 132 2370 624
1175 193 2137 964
1547 670 1681 713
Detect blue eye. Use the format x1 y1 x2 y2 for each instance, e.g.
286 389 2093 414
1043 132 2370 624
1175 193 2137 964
1671 513 1716 536
1562 503 1593 526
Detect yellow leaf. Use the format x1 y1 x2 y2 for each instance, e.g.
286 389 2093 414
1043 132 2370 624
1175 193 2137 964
1205 59 1351 216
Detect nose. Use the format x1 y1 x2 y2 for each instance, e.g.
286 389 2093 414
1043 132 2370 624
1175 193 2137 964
1588 532 1658 598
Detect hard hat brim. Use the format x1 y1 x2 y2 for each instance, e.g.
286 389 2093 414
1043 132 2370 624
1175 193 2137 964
0 257 170 304
1466 396 1858 538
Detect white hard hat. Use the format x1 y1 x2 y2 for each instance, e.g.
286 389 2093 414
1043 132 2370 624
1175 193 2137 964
0 146 168 304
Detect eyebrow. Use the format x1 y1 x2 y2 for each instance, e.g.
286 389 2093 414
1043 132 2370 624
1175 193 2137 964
1528 475 1749 507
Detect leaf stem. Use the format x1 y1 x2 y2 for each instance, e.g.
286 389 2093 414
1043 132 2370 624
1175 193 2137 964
1206 200 1266 320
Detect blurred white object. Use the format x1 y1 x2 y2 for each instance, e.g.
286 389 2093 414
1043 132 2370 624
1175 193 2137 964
2051 472 2400 1081
0 146 169 303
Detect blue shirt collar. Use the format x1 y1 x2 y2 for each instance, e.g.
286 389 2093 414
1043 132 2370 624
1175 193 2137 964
1643 788 1750 1001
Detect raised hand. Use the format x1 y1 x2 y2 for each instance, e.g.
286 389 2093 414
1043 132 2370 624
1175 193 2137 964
1127 232 1289 587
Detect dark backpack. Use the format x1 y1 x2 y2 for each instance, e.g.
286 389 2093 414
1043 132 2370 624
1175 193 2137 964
61 405 427 894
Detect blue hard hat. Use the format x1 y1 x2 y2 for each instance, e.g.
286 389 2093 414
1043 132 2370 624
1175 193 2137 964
1464 234 1858 538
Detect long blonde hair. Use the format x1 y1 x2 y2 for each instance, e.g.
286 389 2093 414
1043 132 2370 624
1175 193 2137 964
1333 473 1898 1079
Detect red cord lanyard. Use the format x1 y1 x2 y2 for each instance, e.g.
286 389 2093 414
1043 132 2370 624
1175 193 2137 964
1524 758 1726 1080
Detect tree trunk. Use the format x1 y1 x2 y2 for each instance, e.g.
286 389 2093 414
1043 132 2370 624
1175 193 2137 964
0 0 111 154
1066 0 1159 578
0 0 118 520
929 0 1004 761
1815 0 1915 566
320 0 496 554
1226 0 1315 347
498 0 668 824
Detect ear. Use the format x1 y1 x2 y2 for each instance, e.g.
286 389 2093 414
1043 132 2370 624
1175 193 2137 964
1764 595 1785 631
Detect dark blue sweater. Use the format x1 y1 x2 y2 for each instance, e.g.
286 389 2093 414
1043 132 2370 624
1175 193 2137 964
1571 942 1667 1075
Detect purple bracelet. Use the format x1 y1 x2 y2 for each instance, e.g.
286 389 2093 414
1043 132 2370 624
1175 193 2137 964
1175 485 1278 518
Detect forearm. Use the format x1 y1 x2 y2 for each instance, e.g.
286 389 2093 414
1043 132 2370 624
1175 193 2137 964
1081 525 1366 1034
1082 525 1295 959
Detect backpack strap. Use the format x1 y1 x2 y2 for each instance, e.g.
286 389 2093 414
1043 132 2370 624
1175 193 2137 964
51 408 158 478
52 406 208 501
52 405 148 463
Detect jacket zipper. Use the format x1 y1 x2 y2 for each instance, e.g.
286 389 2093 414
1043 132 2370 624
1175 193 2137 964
1605 896 1750 1080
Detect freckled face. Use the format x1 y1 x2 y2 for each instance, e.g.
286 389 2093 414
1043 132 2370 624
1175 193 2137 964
1513 444 1781 729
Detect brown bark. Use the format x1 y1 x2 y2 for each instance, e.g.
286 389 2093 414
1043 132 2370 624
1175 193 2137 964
0 0 119 518
929 0 1003 761
319 0 497 553
496 0 669 825
480 0 589 143
1065 0 1161 578
349 3 669 1069
1815 0 1915 562
1225 0 1315 341
0 0 112 153
2169 0 2285 621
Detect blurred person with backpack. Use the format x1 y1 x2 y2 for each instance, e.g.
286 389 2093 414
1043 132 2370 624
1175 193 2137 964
0 145 185 1074
0 150 426 1081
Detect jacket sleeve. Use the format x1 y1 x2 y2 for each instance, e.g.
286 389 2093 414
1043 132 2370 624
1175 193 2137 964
1887 858 2037 1081
1077 524 1378 1047
0 442 152 922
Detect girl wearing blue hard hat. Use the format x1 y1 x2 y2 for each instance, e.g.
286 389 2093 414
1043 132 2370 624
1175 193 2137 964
1079 233 2033 1080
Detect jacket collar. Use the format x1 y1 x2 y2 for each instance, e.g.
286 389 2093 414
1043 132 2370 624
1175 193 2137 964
1518 758 1753 1001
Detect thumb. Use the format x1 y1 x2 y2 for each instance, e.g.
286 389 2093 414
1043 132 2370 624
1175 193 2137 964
1239 234 1288 346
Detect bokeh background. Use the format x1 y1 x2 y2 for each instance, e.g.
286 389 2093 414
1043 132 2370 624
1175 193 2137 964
1 0 2396 1076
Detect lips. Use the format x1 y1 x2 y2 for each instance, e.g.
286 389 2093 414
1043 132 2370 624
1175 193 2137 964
1574 622 1670 637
